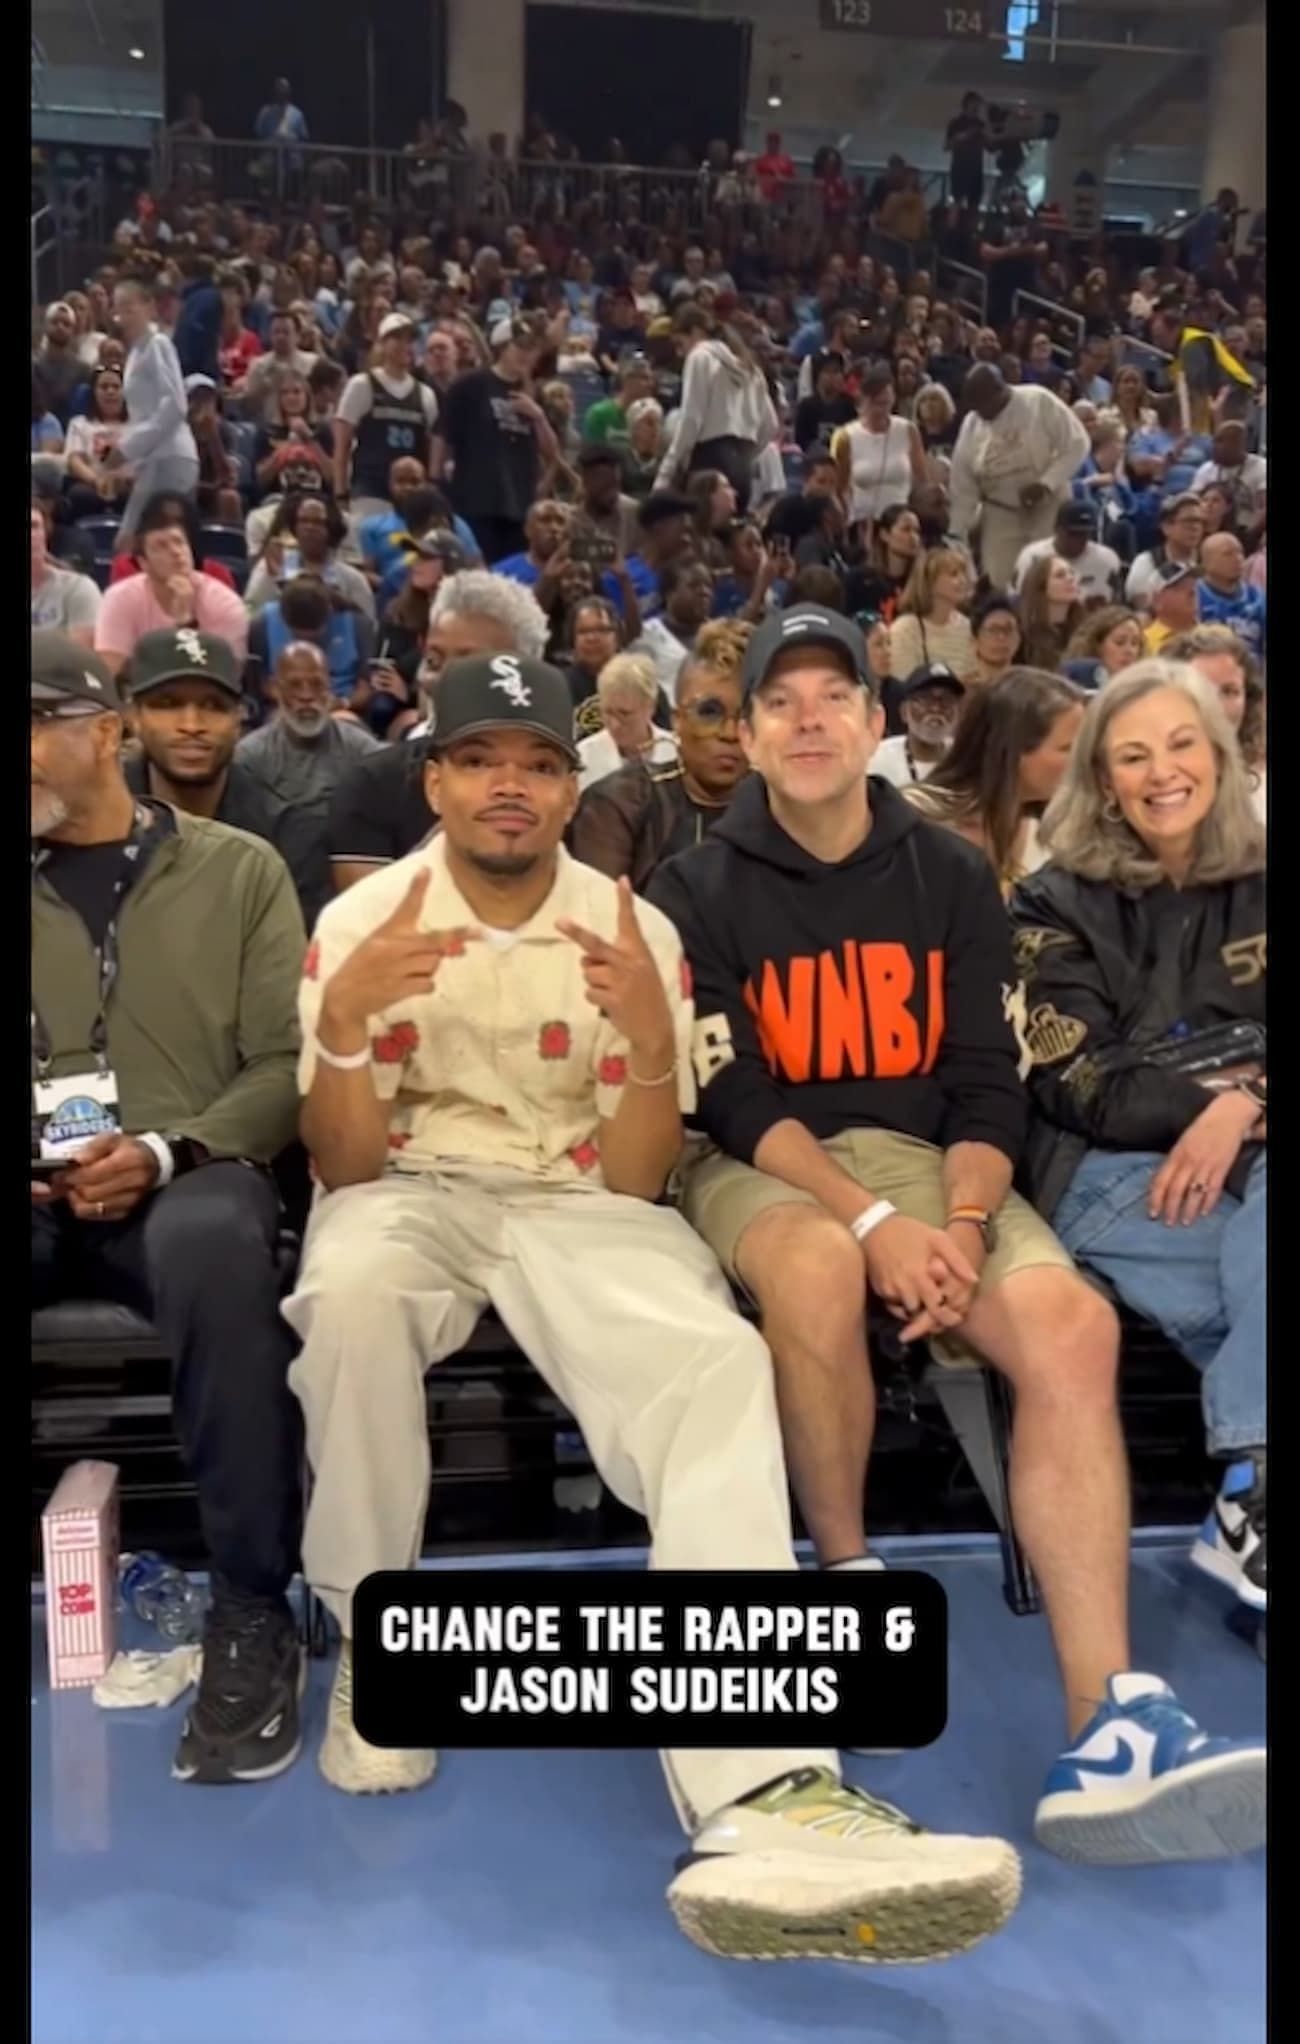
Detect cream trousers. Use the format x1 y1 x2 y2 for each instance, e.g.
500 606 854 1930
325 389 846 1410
283 1166 839 1830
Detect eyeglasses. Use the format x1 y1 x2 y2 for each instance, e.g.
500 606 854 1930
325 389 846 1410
682 696 741 732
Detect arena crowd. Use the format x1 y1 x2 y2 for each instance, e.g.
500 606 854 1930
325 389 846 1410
31 112 1265 1964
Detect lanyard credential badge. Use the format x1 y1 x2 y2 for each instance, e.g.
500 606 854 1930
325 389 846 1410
33 1068 121 1161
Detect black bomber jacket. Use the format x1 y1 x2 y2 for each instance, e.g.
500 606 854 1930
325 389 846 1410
1009 863 1266 1218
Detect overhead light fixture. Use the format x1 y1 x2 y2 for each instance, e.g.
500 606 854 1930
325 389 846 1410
128 46 145 61
766 76 783 108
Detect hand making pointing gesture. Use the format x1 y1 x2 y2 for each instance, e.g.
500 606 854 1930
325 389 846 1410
557 876 675 1058
320 869 481 1034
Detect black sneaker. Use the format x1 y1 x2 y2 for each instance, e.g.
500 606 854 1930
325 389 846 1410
1191 1456 1266 1611
172 1581 304 1785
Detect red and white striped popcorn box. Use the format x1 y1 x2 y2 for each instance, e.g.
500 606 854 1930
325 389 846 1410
41 1461 120 1691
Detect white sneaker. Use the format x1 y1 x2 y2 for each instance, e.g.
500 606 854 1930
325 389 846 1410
318 1641 437 1795
667 1766 1021 1964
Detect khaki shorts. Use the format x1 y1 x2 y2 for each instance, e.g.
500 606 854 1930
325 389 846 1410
679 1128 1075 1371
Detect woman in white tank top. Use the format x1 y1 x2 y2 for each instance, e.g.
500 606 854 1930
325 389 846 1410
833 362 925 532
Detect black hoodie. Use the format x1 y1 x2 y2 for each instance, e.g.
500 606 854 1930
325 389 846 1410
648 775 1027 1167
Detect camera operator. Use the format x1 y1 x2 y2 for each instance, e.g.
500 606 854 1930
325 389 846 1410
945 93 987 214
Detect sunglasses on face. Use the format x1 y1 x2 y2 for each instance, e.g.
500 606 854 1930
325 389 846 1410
683 695 741 730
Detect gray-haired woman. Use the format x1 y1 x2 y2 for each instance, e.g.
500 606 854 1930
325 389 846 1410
1011 659 1267 1615
577 651 678 792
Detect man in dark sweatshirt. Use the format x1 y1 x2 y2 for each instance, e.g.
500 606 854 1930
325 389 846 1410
172 252 224 386
650 604 1261 1872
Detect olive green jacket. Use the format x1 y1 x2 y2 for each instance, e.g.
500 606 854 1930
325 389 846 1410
32 808 305 1161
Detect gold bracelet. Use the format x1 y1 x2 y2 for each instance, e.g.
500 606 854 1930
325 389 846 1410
625 1058 678 1089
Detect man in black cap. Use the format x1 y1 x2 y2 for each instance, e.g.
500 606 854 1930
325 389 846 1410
284 648 1023 1956
872 662 964 788
31 628 306 1787
649 602 1260 1872
326 568 550 893
1012 498 1121 608
122 626 325 924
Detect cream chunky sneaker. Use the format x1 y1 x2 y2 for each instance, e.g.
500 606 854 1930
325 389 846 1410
318 1641 437 1795
668 1766 1021 1964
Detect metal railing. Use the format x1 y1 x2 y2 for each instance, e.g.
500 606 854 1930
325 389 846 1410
1119 337 1174 381
937 257 988 327
155 137 420 210
31 204 57 305
153 137 933 242
1013 289 1084 362
31 173 106 303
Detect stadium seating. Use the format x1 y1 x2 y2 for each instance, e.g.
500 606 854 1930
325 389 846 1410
31 1291 1038 1622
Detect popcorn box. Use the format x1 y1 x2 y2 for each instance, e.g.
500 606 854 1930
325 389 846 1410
41 1461 119 1690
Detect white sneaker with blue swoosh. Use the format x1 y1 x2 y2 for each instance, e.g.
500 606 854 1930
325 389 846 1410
1034 1673 1266 1865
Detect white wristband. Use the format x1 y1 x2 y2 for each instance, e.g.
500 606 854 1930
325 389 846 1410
849 1200 897 1244
314 1036 372 1071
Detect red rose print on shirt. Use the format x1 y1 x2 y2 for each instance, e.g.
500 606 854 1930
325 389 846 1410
538 1020 572 1061
372 1020 420 1064
387 1131 411 1151
680 958 693 1000
598 1055 627 1086
568 1139 600 1174
303 940 321 982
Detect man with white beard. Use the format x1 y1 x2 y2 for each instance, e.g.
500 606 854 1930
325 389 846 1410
238 642 383 812
870 664 965 788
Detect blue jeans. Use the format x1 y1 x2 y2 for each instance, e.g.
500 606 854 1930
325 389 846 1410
1054 1148 1266 1458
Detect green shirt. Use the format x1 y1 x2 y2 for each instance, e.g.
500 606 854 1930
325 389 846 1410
582 398 628 446
32 808 305 1160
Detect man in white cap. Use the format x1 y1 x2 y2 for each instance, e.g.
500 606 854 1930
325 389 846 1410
35 300 84 422
333 313 439 532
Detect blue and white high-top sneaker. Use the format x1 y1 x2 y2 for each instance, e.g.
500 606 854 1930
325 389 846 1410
1191 1457 1267 1610
1034 1674 1266 1865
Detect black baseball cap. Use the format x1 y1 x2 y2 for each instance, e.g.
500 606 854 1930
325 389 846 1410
31 630 124 714
1056 500 1096 533
638 490 695 531
411 531 466 568
429 654 580 763
900 661 966 702
126 628 243 700
741 604 872 702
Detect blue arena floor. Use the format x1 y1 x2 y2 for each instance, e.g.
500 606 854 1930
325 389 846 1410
32 1536 1265 2044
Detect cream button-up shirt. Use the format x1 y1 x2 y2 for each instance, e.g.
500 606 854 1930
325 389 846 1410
299 837 695 1186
